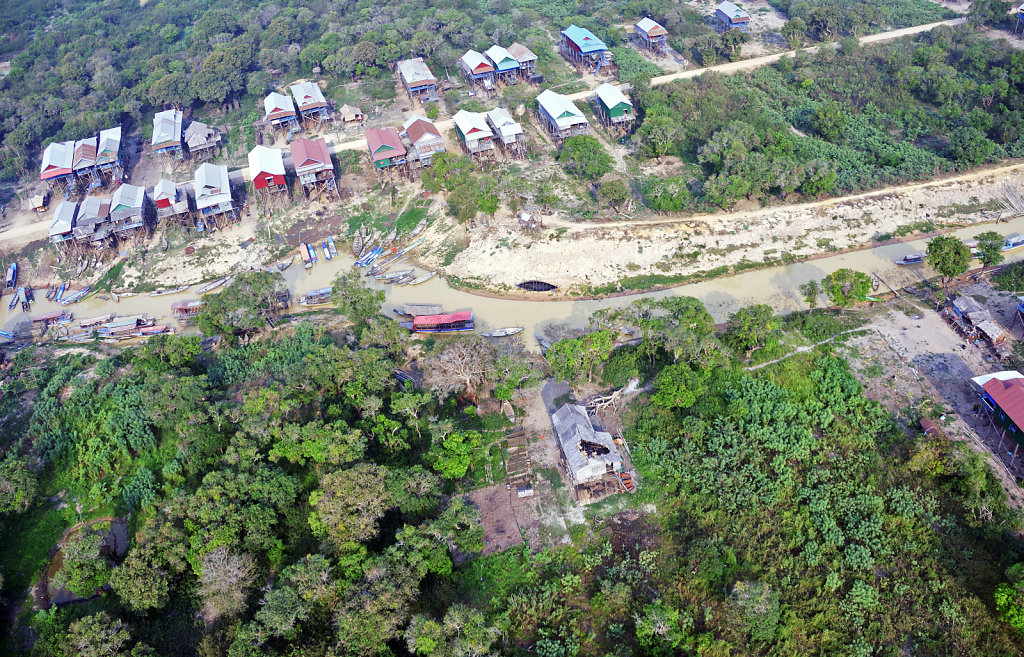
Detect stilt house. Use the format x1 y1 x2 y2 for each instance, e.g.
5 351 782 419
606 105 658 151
536 90 589 140
485 107 525 158
634 18 668 55
485 45 520 84
290 81 331 128
264 92 298 134
560 25 612 74
290 137 337 200
402 115 446 166
248 146 288 204
109 183 147 239
452 110 494 156
40 141 76 192
153 179 192 225
398 58 438 103
594 83 634 129
194 163 235 225
184 121 221 159
152 109 184 159
460 50 495 91
365 127 408 178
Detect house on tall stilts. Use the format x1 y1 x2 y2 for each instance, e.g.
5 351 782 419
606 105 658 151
71 136 98 193
290 81 331 130
152 109 184 160
194 163 235 229
460 50 495 93
716 1 750 32
365 127 409 180
485 45 520 85
290 137 337 200
109 183 147 242
551 403 628 504
453 110 494 158
560 25 612 74
264 92 298 137
74 195 113 248
594 83 634 132
184 121 221 160
634 17 668 55
397 58 438 104
536 90 589 141
153 179 192 226
49 201 78 256
486 108 525 158
508 42 539 83
402 115 446 167
40 141 76 193
96 127 123 184
248 146 288 208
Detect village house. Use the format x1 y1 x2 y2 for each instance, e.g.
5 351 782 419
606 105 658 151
485 107 525 159
109 183 147 239
485 45 519 84
594 83 635 130
536 89 589 140
40 140 76 192
716 1 750 32
402 115 446 167
452 110 494 157
290 137 337 200
508 42 539 82
184 121 221 160
551 403 626 504
152 109 184 160
397 57 438 103
248 145 288 207
634 17 668 55
560 25 612 74
290 81 331 129
96 126 123 183
975 371 1024 466
74 195 112 247
72 136 98 191
365 127 408 179
152 179 191 225
264 92 298 134
49 200 77 252
194 163 235 227
338 104 364 125
460 50 495 91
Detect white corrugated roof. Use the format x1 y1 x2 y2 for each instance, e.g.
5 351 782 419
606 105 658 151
398 58 435 85
595 83 632 109
972 371 1024 388
195 163 231 209
50 201 77 236
111 183 145 211
635 17 665 34
41 140 75 173
537 90 587 129
263 92 295 118
485 107 523 140
460 50 493 73
485 45 518 69
248 146 285 176
452 110 493 140
152 109 183 147
290 81 326 108
97 126 121 164
551 404 621 483
153 179 176 201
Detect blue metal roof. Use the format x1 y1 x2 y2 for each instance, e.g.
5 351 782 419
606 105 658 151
561 25 607 53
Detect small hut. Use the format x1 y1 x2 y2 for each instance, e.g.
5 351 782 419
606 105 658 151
29 193 49 213
184 121 221 160
339 104 364 124
152 109 184 160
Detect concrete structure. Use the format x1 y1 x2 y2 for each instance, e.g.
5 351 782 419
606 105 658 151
595 83 634 128
716 1 750 32
485 45 520 84
290 81 331 128
109 183 146 238
452 110 494 156
460 50 495 91
184 121 221 160
485 107 525 158
397 58 438 103
365 127 408 179
561 24 611 74
536 89 589 140
152 109 184 159
290 137 337 200
402 115 446 166
551 403 624 504
40 140 76 192
194 163 235 227
634 17 668 55
264 92 299 135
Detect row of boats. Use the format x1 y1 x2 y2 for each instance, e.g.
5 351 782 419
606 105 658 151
299 236 339 268
352 224 437 286
897 233 1024 265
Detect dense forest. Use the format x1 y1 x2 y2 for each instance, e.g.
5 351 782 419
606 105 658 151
2 278 1024 655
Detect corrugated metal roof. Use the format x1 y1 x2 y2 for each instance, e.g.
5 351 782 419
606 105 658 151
537 90 587 129
290 138 331 173
50 201 78 236
195 163 231 209
460 50 494 74
248 145 285 176
263 92 296 120
973 371 1024 389
40 140 75 179
153 179 177 202
717 1 749 20
184 121 220 150
365 127 406 161
413 310 473 327
635 17 667 36
595 83 633 110
97 126 121 165
453 110 493 140
507 42 537 63
152 109 183 148
485 45 519 70
79 195 111 221
111 183 145 211
984 377 1024 429
403 116 442 145
562 25 607 53
551 404 621 482
290 81 328 109
398 58 436 86
485 107 523 141
72 137 97 170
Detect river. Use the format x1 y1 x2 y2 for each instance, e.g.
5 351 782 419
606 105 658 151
7 217 1024 349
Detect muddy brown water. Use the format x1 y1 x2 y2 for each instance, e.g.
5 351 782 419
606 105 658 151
7 218 1024 351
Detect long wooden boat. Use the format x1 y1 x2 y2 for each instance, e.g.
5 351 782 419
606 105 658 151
375 269 414 281
536 334 552 352
328 236 338 259
277 256 295 271
5 262 16 289
150 285 190 297
79 314 114 328
1004 234 1024 252
517 280 557 292
299 287 334 306
0 329 16 340
394 304 444 317
138 324 170 337
352 232 363 257
480 326 524 338
410 217 428 237
399 310 474 333
322 241 332 261
54 282 66 302
384 228 397 244
896 252 926 266
404 271 437 286
8 289 19 310
198 277 230 294
45 285 55 301
60 286 91 305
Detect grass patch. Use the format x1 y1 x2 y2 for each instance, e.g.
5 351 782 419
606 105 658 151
92 260 125 293
992 261 1024 293
0 503 67 594
395 207 427 234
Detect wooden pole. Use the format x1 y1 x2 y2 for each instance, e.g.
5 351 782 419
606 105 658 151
872 271 901 298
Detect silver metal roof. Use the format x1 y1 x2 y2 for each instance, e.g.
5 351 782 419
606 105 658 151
152 109 183 147
195 163 231 209
595 83 632 109
537 90 587 129
551 404 621 483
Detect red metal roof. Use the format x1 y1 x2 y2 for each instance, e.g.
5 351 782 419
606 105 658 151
984 377 1024 428
413 310 472 327
290 137 331 170
405 118 441 145
365 127 406 162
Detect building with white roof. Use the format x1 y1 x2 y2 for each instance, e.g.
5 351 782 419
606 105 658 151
485 107 525 157
452 110 494 155
536 89 589 139
152 109 184 158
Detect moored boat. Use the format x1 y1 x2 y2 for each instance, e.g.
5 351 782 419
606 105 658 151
300 243 313 269
150 285 190 297
374 269 413 281
60 286 91 305
403 271 437 286
480 326 524 338
1004 234 1024 252
197 277 230 294
328 236 338 259
79 314 114 328
517 280 557 292
399 310 474 333
896 252 926 266
277 256 295 271
322 241 332 261
299 287 334 306
54 282 66 302
394 304 444 317
5 262 16 289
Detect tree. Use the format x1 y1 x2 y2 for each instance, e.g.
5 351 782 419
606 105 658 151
813 101 849 142
970 0 1012 26
252 554 335 638
196 271 288 341
799 280 821 308
429 430 482 480
52 528 111 597
546 330 615 385
926 235 971 290
559 136 614 181
598 179 631 210
65 612 131 657
309 463 395 551
995 563 1024 631
423 336 495 402
976 231 1005 271
478 175 500 219
781 18 808 48
725 305 778 357
405 604 499 656
948 126 995 165
110 545 171 612
0 455 37 513
651 364 709 410
197 547 257 622
821 268 872 309
332 270 385 324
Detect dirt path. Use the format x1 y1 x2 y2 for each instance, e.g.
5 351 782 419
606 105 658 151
745 327 866 370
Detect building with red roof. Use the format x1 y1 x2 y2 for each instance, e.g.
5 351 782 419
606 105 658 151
290 137 337 200
980 373 1024 457
366 127 408 178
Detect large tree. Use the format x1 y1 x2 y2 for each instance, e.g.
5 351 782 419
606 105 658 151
975 231 1005 271
821 268 872 310
332 270 385 324
423 336 495 402
725 304 778 358
197 271 288 341
559 135 614 181
53 528 111 597
197 547 257 622
309 463 395 552
926 235 971 290
546 330 615 385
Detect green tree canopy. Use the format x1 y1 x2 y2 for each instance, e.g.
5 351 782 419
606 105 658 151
559 135 614 181
926 235 972 290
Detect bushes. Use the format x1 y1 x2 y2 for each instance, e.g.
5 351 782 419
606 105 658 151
992 261 1024 292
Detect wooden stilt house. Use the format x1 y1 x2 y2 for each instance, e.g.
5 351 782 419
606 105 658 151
634 17 668 55
71 136 99 195
453 110 495 158
716 1 750 32
402 115 446 167
290 82 331 130
194 163 235 229
536 90 589 141
398 58 438 104
153 179 192 226
96 127 123 185
290 137 338 200
40 141 76 193
508 43 540 83
110 183 147 241
184 121 221 160
49 200 78 255
248 146 288 207
74 195 113 248
152 109 184 160
460 50 495 92
485 45 520 84
560 25 612 74
485 108 526 158
594 83 635 131
264 92 299 137
365 127 409 180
